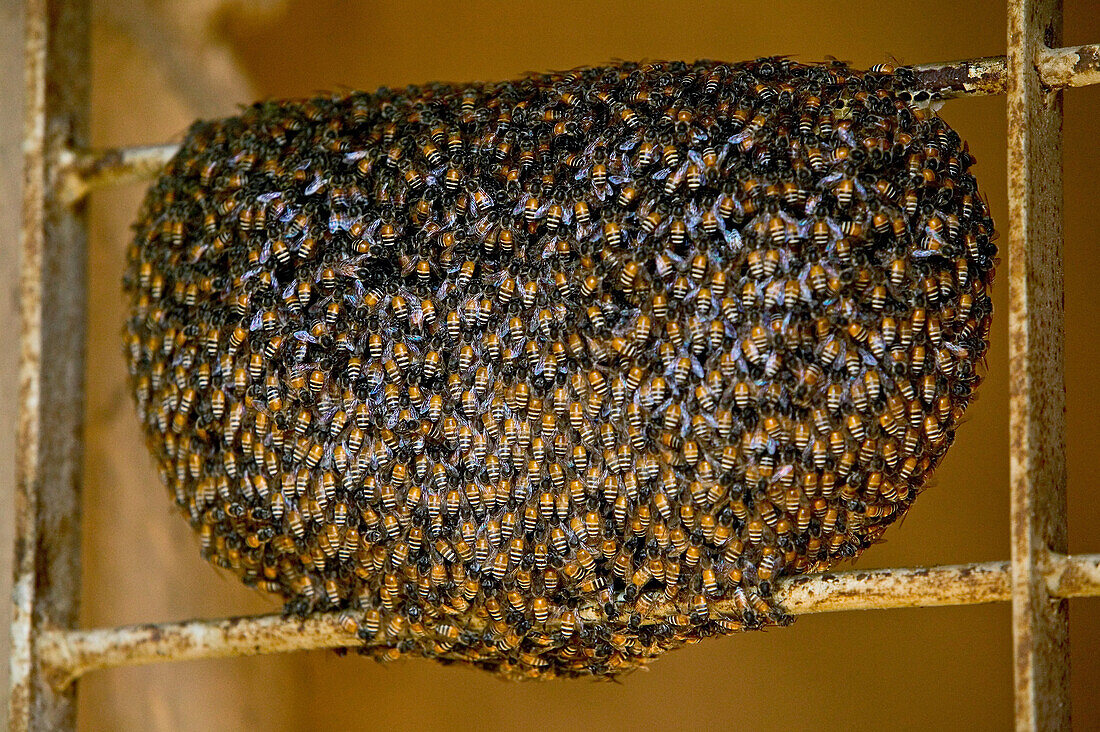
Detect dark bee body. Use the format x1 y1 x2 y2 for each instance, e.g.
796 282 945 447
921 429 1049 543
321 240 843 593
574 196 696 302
125 58 994 680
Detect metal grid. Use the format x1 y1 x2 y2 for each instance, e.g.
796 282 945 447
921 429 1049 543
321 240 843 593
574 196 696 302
10 0 1100 728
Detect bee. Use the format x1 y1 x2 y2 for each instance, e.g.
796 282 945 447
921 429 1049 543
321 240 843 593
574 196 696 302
631 139 656 168
603 221 623 248
587 160 609 188
525 596 550 625
127 57 997 676
573 198 591 225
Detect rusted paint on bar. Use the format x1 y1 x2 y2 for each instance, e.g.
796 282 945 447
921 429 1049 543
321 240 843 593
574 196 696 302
37 555 1100 690
1039 43 1100 89
37 614 361 691
1007 1 1070 730
58 143 180 204
905 55 1008 100
641 560 1013 620
1046 552 1100 601
10 1 90 730
905 43 1099 101
772 560 1012 615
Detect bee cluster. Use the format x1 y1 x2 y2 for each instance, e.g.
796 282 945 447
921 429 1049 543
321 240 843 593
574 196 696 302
124 58 995 679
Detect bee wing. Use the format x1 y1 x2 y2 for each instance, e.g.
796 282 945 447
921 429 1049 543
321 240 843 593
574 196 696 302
561 204 574 225
722 227 744 249
651 217 672 240
291 362 319 379
478 189 495 211
304 175 324 196
617 133 642 152
728 128 756 145
541 237 558 259
804 192 824 215
251 399 273 420
796 218 815 239
716 143 732 166
249 311 265 331
798 275 813 302
771 464 795 485
363 217 381 243
336 257 367 278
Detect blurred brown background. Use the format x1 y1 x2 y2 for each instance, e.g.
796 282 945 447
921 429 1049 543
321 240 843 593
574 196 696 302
3 0 1100 729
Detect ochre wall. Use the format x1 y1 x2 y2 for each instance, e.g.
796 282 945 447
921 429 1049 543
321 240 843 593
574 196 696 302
74 1 1100 729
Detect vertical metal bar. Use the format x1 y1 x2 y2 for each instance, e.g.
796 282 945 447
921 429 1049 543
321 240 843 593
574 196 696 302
9 0 89 730
1007 1 1069 730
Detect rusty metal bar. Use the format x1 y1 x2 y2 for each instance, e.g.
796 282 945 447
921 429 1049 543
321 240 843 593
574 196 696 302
905 55 1008 101
33 554 1100 690
1007 1 1069 730
1045 552 1100 600
58 144 179 205
897 42 1097 101
10 0 89 730
1039 42 1100 89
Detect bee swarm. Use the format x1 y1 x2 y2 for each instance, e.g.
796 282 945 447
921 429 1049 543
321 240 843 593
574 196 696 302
124 58 995 679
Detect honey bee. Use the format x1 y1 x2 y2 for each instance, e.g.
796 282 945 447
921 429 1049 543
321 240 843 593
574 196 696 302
127 57 996 678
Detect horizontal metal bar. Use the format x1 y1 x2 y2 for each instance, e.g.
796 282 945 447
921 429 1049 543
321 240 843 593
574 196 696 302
35 553 1100 689
1045 551 1100 599
57 143 178 204
55 43 1100 200
905 56 1008 101
904 42 1098 101
1039 42 1100 90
